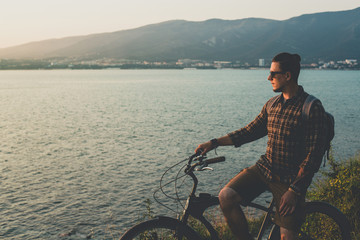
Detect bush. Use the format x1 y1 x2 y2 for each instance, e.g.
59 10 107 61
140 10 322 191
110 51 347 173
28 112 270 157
307 152 360 239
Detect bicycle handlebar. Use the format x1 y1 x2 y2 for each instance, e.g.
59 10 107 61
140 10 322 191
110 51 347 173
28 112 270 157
204 156 225 165
183 154 226 198
155 153 225 211
185 154 225 174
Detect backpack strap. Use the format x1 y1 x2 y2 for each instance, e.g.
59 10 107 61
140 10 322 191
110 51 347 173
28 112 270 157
302 94 322 121
302 94 329 165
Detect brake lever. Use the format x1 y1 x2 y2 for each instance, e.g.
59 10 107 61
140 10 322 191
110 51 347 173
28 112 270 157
195 161 213 171
195 166 213 171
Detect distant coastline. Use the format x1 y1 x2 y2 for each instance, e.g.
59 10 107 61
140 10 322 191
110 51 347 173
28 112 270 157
1 58 359 70
1 8 360 64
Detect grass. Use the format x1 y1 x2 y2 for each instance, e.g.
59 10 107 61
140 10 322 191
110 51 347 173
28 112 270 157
306 152 360 239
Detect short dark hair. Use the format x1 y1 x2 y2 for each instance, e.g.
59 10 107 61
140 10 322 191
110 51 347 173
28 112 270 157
272 53 301 83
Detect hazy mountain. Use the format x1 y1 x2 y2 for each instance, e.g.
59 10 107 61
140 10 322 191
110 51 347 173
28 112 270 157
1 7 359 63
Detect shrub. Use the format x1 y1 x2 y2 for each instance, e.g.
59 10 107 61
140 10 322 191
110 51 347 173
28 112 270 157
307 152 360 239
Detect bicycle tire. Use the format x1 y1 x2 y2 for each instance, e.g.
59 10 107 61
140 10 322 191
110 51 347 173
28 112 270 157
268 201 352 240
299 201 352 240
120 216 201 240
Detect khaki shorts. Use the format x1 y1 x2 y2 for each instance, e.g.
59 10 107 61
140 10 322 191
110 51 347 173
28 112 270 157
225 165 305 232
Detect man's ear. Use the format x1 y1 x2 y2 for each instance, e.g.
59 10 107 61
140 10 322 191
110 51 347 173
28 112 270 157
285 72 292 81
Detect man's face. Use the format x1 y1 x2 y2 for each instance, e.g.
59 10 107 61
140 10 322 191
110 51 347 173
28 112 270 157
268 62 288 92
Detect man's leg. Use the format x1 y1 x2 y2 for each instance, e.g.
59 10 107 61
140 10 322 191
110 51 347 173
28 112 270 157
268 180 305 240
219 165 268 240
219 187 252 240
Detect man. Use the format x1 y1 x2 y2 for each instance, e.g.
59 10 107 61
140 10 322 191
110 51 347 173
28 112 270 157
195 53 325 240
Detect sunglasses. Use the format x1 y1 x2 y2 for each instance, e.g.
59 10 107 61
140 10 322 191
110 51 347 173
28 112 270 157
269 71 286 79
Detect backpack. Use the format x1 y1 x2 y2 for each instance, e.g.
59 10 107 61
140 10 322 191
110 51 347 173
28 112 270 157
267 94 335 163
302 95 335 162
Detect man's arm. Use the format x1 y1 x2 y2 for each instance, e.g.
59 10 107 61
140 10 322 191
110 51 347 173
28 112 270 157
227 104 268 148
195 104 268 154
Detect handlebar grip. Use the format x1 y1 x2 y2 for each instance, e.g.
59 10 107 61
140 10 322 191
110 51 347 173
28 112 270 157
205 156 225 165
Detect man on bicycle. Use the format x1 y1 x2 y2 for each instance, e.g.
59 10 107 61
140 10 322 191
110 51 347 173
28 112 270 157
196 52 325 240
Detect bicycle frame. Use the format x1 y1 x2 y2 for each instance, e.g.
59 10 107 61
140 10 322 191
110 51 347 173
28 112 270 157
178 162 279 240
179 170 221 239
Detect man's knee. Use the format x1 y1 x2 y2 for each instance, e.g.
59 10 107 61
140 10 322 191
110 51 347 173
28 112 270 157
219 187 242 207
280 227 297 240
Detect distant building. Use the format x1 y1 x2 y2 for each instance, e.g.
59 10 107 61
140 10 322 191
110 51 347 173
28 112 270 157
214 61 232 69
345 59 357 65
259 59 265 67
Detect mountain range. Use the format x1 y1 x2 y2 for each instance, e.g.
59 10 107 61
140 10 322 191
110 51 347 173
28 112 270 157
1 7 360 63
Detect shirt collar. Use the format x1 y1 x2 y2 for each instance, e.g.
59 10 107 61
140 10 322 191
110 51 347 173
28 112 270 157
281 86 304 104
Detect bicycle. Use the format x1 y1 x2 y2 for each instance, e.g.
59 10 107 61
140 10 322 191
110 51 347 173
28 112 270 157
120 152 352 239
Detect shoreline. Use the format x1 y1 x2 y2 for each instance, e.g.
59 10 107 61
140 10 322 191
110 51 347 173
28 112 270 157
1 67 359 71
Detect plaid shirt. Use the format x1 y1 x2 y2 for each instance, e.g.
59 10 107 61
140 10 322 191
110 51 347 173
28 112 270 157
228 86 325 195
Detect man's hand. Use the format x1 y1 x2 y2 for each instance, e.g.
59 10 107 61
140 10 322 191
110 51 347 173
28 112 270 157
279 190 297 216
195 141 214 155
195 135 234 155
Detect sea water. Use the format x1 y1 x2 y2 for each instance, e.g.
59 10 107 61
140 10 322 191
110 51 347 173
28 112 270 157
0 69 359 239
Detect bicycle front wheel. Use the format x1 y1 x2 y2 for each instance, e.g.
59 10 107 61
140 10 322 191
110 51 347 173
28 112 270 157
299 201 352 240
120 216 201 240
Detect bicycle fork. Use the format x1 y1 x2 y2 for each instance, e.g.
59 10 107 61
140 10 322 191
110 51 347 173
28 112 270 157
179 193 221 240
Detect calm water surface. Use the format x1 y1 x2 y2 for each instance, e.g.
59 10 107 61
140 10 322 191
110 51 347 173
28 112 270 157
0 70 359 239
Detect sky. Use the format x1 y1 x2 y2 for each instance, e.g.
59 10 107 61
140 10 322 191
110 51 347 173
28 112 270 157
1 0 359 49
